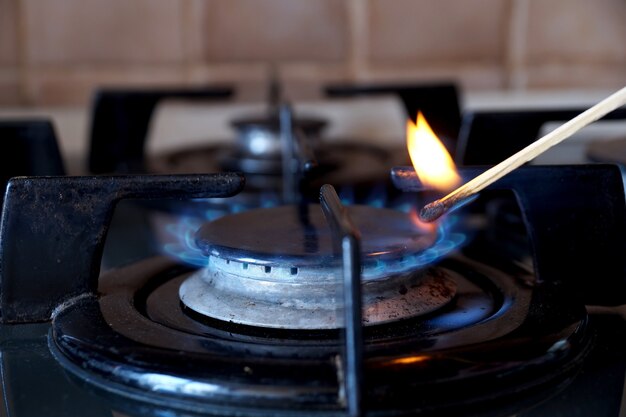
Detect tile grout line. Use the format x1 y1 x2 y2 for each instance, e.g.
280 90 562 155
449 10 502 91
15 0 30 106
347 0 369 81
180 0 193 85
504 0 530 91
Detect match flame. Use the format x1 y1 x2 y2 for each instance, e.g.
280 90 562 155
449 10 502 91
407 112 461 191
409 207 437 233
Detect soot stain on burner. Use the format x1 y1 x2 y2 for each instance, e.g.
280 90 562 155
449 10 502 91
425 268 457 299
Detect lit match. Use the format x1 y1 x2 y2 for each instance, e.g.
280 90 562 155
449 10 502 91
419 86 626 222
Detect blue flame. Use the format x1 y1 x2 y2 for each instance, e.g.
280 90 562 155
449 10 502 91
161 195 468 274
364 184 387 208
160 198 262 267
231 204 245 214
362 214 465 279
162 216 208 267
338 186 355 205
260 191 281 208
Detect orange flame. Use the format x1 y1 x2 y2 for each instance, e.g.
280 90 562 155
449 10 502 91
407 112 461 191
409 207 437 233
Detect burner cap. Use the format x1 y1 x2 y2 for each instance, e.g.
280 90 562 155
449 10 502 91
195 204 437 273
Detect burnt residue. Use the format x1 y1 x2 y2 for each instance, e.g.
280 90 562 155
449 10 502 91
427 269 456 300
419 200 445 223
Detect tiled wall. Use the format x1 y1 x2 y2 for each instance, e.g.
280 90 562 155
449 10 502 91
1 0 625 106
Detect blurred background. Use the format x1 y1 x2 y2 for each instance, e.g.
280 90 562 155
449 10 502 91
0 0 625 173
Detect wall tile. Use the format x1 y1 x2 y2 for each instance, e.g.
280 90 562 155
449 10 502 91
368 0 510 63
526 63 626 89
181 0 210 62
0 0 18 65
23 0 185 65
201 0 349 62
365 64 506 90
4 0 626 108
186 62 350 101
526 0 626 64
279 62 352 100
24 67 187 106
0 70 21 105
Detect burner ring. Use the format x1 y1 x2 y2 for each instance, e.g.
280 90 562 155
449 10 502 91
179 267 457 329
183 204 461 329
50 256 592 417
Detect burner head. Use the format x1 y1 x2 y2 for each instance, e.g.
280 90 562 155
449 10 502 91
180 205 458 329
231 115 326 157
53 256 591 417
194 204 437 273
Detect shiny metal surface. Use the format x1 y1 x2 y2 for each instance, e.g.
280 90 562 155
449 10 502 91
179 267 457 329
231 115 326 157
319 183 363 416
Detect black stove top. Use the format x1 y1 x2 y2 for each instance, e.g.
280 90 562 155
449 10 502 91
49 255 587 416
0 163 625 416
2 86 626 417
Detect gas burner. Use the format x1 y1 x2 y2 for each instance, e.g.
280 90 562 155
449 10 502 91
230 114 327 157
4 164 624 416
50 255 589 416
11 172 588 415
180 204 456 329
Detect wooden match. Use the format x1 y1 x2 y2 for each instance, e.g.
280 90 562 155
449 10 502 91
420 86 626 222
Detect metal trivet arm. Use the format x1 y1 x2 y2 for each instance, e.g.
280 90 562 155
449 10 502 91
0 173 245 324
280 103 319 204
320 184 363 417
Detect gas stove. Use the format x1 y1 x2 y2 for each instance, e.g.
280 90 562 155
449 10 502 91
2 85 626 417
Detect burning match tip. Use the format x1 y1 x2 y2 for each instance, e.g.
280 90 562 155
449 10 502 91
419 200 445 223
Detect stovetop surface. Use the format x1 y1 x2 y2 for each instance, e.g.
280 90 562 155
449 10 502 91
3 311 626 417
3 91 626 416
3 168 626 416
